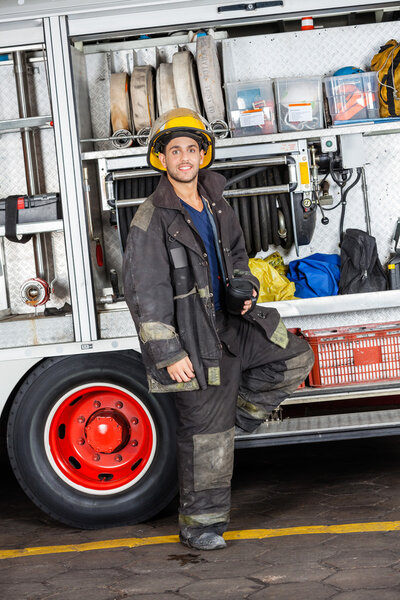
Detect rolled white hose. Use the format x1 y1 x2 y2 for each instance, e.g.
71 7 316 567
130 65 155 131
172 51 201 113
156 63 178 116
110 73 133 148
196 34 226 123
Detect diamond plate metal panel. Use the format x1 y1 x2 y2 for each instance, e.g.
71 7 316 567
0 314 74 349
35 128 60 192
99 308 137 339
3 230 70 315
100 210 123 283
51 231 71 308
4 237 39 314
71 46 93 152
222 22 400 83
27 58 51 117
111 50 134 74
0 132 28 196
0 63 19 121
85 52 112 151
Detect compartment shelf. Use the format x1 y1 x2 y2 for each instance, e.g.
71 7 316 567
81 120 400 164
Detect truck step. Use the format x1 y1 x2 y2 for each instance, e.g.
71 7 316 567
234 408 400 448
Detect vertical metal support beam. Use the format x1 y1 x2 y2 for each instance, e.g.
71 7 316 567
0 239 9 317
13 50 48 281
44 16 97 342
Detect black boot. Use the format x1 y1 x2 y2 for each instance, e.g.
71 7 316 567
179 531 227 551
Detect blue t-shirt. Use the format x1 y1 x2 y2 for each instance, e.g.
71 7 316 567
180 199 223 310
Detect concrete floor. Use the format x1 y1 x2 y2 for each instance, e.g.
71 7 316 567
2 435 400 599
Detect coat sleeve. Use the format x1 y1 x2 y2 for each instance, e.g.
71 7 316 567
123 204 188 371
226 203 260 294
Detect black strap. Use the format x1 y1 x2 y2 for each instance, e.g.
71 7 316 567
393 219 400 253
5 196 32 244
385 46 400 116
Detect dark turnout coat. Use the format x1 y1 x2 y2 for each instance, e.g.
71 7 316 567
123 169 288 393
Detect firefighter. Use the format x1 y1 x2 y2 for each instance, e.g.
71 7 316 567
123 108 314 551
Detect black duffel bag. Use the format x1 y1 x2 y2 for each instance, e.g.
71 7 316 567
339 228 388 294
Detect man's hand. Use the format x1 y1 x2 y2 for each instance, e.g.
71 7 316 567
241 288 257 315
167 356 195 383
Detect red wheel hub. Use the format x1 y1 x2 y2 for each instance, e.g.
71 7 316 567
85 410 129 453
47 385 155 492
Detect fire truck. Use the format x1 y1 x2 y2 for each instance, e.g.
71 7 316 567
1 0 400 528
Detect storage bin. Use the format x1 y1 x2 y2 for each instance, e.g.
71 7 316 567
324 71 379 123
302 322 400 388
274 76 324 132
224 79 277 137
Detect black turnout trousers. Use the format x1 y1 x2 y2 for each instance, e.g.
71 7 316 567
174 311 314 537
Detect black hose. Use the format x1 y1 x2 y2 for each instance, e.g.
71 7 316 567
339 167 362 242
138 176 146 202
273 166 294 250
249 175 261 254
329 159 351 188
117 180 129 252
224 166 267 189
256 171 269 252
238 178 253 255
226 171 241 221
145 175 153 198
267 169 280 246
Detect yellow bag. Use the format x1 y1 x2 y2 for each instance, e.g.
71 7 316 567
371 39 400 117
249 255 296 302
264 251 288 277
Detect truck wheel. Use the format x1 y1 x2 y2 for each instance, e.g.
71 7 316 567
7 351 178 529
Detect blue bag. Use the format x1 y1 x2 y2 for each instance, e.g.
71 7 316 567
287 253 341 298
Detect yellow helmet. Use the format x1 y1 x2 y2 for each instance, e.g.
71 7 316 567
147 108 214 172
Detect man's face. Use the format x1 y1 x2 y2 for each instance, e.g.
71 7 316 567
158 136 204 184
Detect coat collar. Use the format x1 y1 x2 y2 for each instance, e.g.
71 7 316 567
152 170 226 210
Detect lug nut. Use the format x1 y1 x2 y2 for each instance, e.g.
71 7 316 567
77 438 85 445
131 417 139 425
115 401 123 409
115 454 122 462
131 439 138 447
93 400 101 408
77 416 85 423
93 454 100 461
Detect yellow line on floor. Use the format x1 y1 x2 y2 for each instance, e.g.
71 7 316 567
1 521 400 560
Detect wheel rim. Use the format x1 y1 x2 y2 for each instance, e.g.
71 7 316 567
44 384 157 495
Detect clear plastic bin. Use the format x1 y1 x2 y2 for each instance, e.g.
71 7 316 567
324 71 379 123
224 79 277 137
274 76 324 132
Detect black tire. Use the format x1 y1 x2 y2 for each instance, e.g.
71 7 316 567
7 351 178 529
